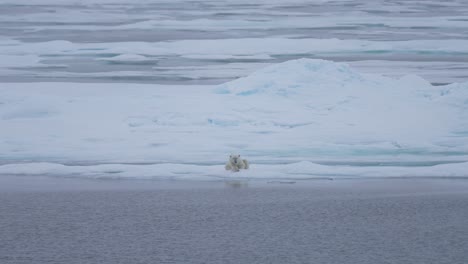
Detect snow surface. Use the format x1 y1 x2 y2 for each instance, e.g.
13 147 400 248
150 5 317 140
1 59 468 180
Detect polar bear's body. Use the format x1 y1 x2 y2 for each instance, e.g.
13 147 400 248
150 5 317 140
225 154 249 172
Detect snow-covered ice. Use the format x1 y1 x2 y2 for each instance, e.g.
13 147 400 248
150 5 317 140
1 59 468 179
2 0 468 84
2 38 468 84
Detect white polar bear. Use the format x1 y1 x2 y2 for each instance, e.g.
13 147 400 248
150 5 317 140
225 154 249 172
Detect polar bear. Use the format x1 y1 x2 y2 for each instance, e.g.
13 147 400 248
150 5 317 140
225 154 249 172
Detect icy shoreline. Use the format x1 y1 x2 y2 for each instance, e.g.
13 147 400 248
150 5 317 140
1 161 468 180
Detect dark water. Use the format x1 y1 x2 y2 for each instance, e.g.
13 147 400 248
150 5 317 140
1 177 467 264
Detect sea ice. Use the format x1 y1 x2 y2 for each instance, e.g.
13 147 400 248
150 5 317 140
1 59 467 179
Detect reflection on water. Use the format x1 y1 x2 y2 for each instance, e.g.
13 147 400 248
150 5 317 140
224 180 249 188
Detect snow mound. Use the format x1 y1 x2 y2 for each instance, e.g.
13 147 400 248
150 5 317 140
217 59 438 96
217 59 371 96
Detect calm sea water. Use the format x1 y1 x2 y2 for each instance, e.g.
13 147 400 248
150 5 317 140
1 0 468 84
1 178 467 264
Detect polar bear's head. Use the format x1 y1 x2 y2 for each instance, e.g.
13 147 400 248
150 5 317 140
229 154 241 165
